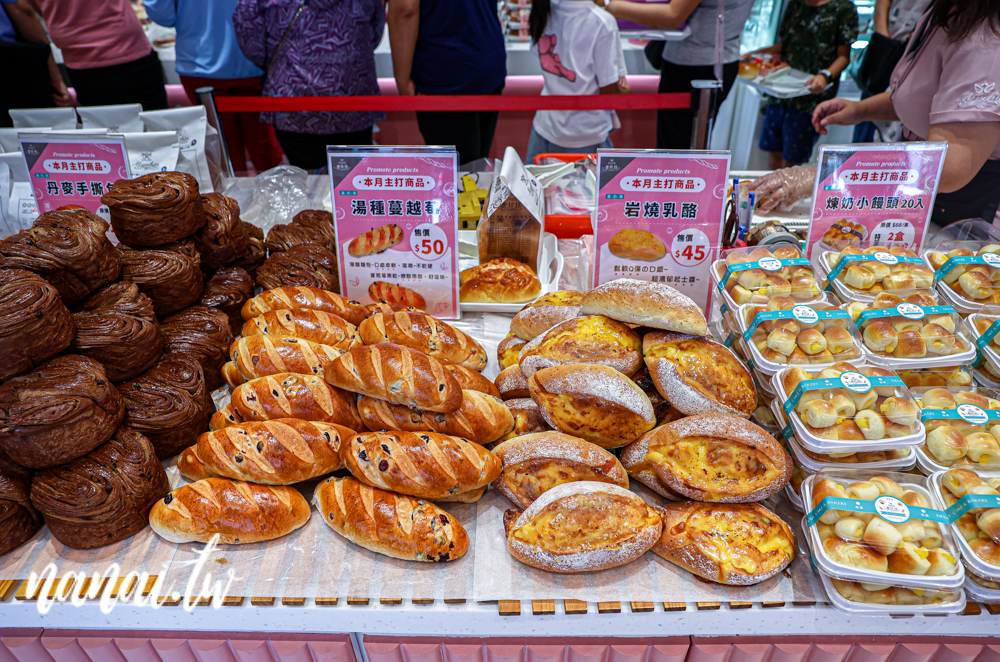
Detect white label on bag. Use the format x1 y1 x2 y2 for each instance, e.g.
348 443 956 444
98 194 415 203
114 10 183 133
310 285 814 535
874 251 898 265
758 256 782 272
983 253 1000 266
792 305 819 325
958 404 990 426
840 371 872 393
874 495 911 524
896 303 925 320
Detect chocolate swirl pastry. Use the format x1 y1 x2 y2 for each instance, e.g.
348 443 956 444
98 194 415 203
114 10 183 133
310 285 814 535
120 246 205 317
265 222 332 253
198 266 253 335
0 355 124 469
71 282 164 383
160 305 233 392
0 209 121 305
256 244 340 292
291 210 337 249
232 222 266 277
118 354 212 459
29 428 169 549
101 172 205 247
156 237 202 262
0 269 75 383
194 193 249 269
0 448 41 555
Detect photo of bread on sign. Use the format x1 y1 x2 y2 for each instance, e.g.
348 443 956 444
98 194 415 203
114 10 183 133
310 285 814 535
608 228 666 261
348 224 404 257
369 280 426 310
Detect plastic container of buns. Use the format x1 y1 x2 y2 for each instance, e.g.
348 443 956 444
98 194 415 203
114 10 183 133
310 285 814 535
801 470 965 590
923 241 1000 314
772 360 925 454
975 361 1000 389
898 365 975 391
912 386 1000 473
965 566 1000 603
815 561 966 614
711 243 824 315
842 293 977 370
818 245 938 304
929 467 1000 584
968 311 1000 377
736 299 865 377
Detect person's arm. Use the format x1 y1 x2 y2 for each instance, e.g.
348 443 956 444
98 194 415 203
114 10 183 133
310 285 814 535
388 0 419 96
807 44 850 94
232 0 267 70
142 0 178 28
929 122 1000 194
812 92 899 133
3 0 72 106
873 0 891 37
600 0 701 30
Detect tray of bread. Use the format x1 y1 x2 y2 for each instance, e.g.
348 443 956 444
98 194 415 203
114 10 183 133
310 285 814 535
818 245 936 304
458 231 564 313
710 243 823 315
912 387 1000 474
925 242 1000 314
930 468 1000 582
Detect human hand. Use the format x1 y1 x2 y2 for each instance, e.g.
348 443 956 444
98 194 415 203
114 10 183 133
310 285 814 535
51 79 73 107
396 78 416 96
749 165 817 214
806 74 828 95
812 98 860 135
617 76 631 94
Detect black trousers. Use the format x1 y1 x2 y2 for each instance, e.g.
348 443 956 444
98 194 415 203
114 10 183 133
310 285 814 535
66 50 168 111
1 41 56 126
275 126 373 171
933 158 1000 226
416 86 503 166
656 60 739 149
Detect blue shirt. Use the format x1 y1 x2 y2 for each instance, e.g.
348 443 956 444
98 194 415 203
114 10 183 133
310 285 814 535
1 0 19 43
144 0 263 79
411 0 506 95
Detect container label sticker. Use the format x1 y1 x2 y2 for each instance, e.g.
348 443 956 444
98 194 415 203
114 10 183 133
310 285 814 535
976 318 1000 350
874 495 910 523
920 405 1000 425
783 373 902 415
840 371 872 393
807 491 1000 527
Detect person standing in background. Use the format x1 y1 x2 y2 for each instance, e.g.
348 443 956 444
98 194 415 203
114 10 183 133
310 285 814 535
388 0 507 165
750 0 857 169
145 0 285 174
852 0 931 143
234 0 384 172
27 0 168 110
1 0 73 125
594 0 756 150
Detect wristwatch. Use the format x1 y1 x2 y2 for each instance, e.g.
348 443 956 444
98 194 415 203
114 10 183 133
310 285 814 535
818 69 833 82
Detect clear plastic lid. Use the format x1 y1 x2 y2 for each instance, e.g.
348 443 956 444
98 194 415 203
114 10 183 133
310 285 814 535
843 294 976 369
819 245 937 303
964 563 1000 602
913 386 1000 469
929 467 1000 583
818 566 966 614
898 365 975 390
711 243 823 314
801 470 965 589
773 360 924 453
737 299 864 376
968 311 1000 378
925 241 1000 310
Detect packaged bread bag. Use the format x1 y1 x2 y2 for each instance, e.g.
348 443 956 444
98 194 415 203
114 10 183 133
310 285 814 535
478 146 545 273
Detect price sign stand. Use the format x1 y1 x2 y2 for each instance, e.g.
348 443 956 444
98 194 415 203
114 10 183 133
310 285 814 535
592 149 731 310
19 133 130 221
806 142 948 259
328 146 460 319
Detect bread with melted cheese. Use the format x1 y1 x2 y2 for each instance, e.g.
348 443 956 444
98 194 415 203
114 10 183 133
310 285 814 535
509 290 585 340
620 425 684 501
492 432 629 508
518 315 642 377
653 501 796 585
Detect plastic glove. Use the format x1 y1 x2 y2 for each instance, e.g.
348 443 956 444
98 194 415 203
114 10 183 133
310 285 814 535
749 165 817 214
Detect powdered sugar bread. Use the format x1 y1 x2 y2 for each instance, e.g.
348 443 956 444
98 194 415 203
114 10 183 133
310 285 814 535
620 426 684 501
580 279 708 336
496 365 531 400
528 364 656 449
518 315 642 378
492 432 629 508
509 290 585 340
643 331 755 417
642 414 792 503
503 481 662 572
494 398 551 445
652 501 796 585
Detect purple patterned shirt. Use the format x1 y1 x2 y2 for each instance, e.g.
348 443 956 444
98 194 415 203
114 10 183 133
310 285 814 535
233 0 385 134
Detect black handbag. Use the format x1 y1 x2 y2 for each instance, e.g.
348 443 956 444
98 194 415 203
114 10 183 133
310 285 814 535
644 40 665 71
851 31 906 95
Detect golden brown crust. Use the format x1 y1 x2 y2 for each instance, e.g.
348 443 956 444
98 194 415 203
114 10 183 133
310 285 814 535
643 331 756 417
498 333 527 369
608 229 666 261
652 501 796 585
341 430 500 498
149 478 310 544
314 476 468 561
493 398 552 443
227 372 363 430
509 290 585 340
348 224 404 257
242 287 368 325
518 315 643 377
325 343 462 413
177 445 216 481
496 365 531 399
443 363 501 398
580 279 708 336
492 432 629 508
620 426 685 501
229 336 347 383
369 281 426 310
242 309 362 350
359 312 488 371
357 390 514 444
460 258 541 304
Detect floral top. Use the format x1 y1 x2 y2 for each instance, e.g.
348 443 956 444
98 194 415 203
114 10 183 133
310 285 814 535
773 0 858 114
233 0 385 134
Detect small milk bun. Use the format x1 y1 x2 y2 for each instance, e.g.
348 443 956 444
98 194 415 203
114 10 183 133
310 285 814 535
926 426 968 463
884 421 913 437
867 261 891 282
848 388 878 412
959 270 992 299
855 410 886 440
797 328 828 355
835 517 867 542
870 476 905 498
824 326 854 355
767 326 797 355
892 329 927 358
844 265 877 290
847 481 880 500
925 548 958 576
943 468 982 497
955 391 990 408
887 542 931 576
921 323 956 355
864 517 904 555
803 400 839 428
910 265 935 289
829 391 857 419
884 271 915 291
863 321 898 353
966 432 1000 464
834 420 865 440
881 397 919 426
921 388 956 409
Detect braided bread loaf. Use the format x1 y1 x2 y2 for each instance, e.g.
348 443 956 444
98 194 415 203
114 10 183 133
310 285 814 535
359 311 487 370
120 246 204 317
242 286 367 325
255 244 340 292
242 308 361 350
357 390 513 444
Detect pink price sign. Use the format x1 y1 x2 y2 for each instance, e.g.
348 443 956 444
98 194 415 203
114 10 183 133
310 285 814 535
19 134 130 220
329 147 459 319
806 142 947 259
593 150 730 310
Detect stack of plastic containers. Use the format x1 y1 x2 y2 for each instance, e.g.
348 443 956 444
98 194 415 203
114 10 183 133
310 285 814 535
800 469 966 614
818 245 937 303
924 242 1000 314
912 387 1000 474
930 467 1000 603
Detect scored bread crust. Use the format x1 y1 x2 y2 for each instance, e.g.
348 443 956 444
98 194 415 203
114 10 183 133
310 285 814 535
229 336 346 383
503 481 662 572
443 363 501 397
496 365 531 399
643 331 756 418
325 343 462 413
177 445 215 481
241 286 367 325
314 476 469 562
149 478 310 544
241 308 362 350
357 390 514 444
652 501 797 586
491 432 629 508
580 279 708 336
229 372 363 430
359 312 488 371
620 427 684 501
459 258 541 304
517 315 643 378
209 403 245 430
